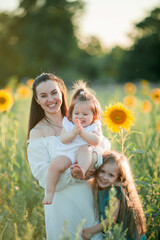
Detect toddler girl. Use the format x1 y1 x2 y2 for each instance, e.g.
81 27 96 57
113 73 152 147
43 81 103 204
81 151 147 240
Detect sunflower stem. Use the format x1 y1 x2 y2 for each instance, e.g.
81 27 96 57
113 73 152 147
120 128 124 153
0 114 6 149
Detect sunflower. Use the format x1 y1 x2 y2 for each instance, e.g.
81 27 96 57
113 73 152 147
103 103 135 133
150 88 160 104
0 89 14 112
123 95 137 109
141 100 152 114
140 79 149 95
26 78 34 88
17 84 31 98
124 82 136 95
141 79 149 86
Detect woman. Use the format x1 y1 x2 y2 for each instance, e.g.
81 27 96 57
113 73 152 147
27 73 111 240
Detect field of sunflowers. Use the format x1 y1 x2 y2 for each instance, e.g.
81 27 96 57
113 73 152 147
0 79 160 240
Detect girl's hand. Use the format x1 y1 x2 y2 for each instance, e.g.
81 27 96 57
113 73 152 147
81 228 93 240
72 125 78 134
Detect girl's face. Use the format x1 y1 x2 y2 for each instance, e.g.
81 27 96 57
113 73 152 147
35 80 62 115
72 102 94 128
97 162 119 189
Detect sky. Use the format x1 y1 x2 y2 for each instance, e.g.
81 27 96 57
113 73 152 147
0 0 160 48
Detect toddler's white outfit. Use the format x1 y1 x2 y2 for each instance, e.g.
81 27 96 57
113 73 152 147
56 116 102 164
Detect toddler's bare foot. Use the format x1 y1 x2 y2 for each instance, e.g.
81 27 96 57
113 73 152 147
71 164 84 180
42 193 54 205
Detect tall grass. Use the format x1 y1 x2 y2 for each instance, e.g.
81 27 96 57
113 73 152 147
0 82 159 239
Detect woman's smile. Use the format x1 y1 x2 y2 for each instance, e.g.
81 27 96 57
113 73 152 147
48 103 56 107
47 103 57 109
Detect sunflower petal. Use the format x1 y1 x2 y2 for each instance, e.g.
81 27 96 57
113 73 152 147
103 102 135 133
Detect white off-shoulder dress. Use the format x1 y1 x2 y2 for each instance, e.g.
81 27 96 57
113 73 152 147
27 136 110 240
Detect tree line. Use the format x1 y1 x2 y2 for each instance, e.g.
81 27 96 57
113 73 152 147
0 0 159 87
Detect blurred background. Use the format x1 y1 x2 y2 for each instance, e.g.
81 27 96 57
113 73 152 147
0 1 160 239
0 0 160 87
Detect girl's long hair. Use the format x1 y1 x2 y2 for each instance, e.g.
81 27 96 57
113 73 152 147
27 73 68 138
94 151 146 240
67 80 102 123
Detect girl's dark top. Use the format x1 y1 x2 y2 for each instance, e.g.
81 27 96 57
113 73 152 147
98 186 146 240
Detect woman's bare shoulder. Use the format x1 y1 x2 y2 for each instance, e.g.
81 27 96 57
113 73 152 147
29 119 57 139
29 128 43 139
29 121 46 139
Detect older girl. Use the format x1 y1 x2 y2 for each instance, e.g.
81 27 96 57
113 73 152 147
81 151 146 240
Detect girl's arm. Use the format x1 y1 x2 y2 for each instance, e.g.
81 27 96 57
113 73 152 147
79 125 101 146
60 126 79 144
81 198 120 239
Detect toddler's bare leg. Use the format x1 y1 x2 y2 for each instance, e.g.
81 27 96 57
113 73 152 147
43 156 71 205
71 145 93 180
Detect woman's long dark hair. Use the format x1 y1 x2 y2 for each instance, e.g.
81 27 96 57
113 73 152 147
27 73 68 138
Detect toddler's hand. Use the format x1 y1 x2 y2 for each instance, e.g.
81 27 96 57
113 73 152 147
72 125 79 135
74 119 83 133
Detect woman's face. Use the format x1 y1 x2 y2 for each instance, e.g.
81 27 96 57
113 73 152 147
97 162 119 189
35 80 62 115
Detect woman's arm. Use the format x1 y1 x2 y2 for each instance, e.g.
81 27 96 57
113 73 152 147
27 129 51 189
81 198 120 239
79 126 101 146
28 127 76 191
82 136 111 179
28 139 76 191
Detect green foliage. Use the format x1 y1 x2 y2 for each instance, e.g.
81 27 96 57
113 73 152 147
59 219 85 240
97 83 160 240
109 224 127 240
137 175 160 240
0 98 45 240
100 46 125 83
0 2 159 86
0 0 85 87
118 8 160 82
101 187 127 240
0 83 160 239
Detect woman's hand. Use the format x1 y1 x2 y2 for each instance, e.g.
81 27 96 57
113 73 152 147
84 165 96 179
84 151 97 179
81 228 93 240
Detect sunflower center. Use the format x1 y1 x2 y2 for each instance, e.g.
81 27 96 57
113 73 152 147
0 97 6 104
110 110 127 124
154 94 160 99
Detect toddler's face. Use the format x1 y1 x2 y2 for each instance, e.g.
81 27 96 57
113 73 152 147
97 162 119 189
72 102 94 128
